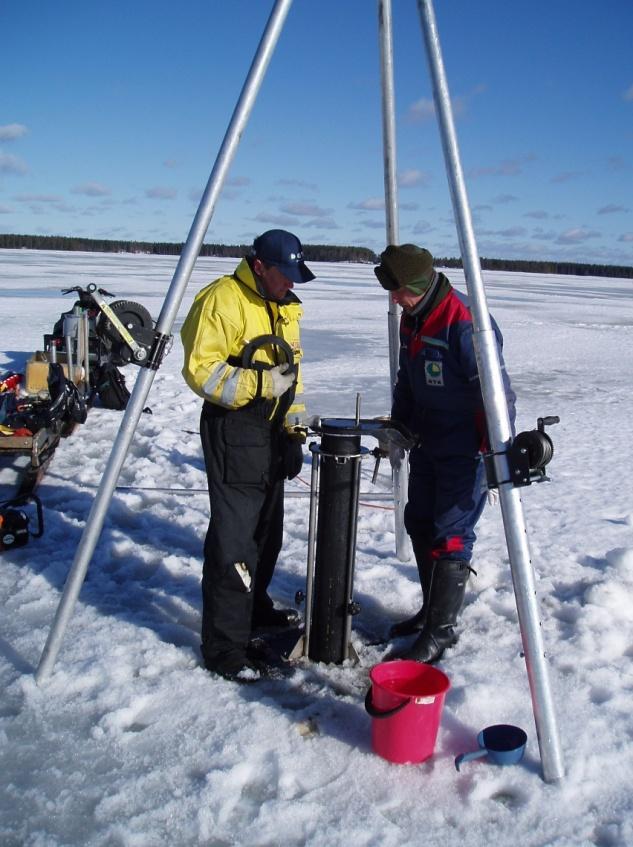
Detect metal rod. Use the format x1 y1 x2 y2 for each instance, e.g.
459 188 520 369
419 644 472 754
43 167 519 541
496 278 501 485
35 0 294 683
64 334 74 385
42 476 395 500
416 0 564 783
378 0 410 564
81 310 90 397
343 454 362 658
303 444 321 657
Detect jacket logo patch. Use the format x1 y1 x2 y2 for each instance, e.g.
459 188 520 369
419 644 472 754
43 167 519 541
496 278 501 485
425 360 444 386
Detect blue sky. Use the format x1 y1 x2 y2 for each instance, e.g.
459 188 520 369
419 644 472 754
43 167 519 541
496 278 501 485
2 0 632 265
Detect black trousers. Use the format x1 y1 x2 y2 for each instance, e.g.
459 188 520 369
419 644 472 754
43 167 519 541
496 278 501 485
200 403 284 664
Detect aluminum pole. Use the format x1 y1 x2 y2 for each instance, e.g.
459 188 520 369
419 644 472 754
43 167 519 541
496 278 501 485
378 0 410 563
35 0 294 683
416 0 564 783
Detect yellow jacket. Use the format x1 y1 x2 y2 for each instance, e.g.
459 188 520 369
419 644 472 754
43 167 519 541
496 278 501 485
181 258 305 426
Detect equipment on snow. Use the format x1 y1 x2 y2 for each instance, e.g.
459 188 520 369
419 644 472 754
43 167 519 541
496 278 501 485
454 724 528 771
35 0 565 785
484 416 559 489
0 493 44 551
365 660 450 764
293 413 415 665
94 362 131 411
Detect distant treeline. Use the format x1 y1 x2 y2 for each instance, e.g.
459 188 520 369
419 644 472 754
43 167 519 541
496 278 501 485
1 233 631 278
438 255 633 279
0 233 376 265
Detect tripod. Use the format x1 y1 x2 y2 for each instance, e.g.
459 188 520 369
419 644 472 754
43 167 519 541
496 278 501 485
34 0 564 784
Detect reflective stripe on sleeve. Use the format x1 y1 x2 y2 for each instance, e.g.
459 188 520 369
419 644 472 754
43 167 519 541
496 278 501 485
202 362 241 408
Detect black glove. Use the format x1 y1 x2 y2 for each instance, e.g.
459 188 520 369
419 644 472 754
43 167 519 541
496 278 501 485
282 434 304 480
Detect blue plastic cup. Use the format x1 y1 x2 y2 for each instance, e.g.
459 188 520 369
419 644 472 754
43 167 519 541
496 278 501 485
454 724 527 771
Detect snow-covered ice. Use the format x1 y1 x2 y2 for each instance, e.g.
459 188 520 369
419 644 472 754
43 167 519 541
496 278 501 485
1 249 632 846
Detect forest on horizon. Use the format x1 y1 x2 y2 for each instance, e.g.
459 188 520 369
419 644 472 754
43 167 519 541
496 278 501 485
1 233 631 279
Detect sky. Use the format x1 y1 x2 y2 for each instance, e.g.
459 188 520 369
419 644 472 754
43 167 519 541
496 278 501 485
1 0 632 265
1 251 633 844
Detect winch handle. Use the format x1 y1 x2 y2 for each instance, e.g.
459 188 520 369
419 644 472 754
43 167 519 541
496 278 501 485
241 334 296 376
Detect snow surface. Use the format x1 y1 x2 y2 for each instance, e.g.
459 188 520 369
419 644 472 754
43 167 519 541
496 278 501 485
1 249 633 846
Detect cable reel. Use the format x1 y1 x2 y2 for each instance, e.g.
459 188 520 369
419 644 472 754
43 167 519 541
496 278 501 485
485 415 559 489
95 299 155 366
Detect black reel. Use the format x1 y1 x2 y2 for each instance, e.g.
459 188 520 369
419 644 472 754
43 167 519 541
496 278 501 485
95 300 155 366
485 415 559 488
0 494 44 552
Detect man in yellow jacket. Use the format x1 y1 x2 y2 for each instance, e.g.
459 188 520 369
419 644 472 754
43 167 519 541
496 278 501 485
181 230 314 682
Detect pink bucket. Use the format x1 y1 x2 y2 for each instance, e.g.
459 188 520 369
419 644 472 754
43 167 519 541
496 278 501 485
365 660 450 764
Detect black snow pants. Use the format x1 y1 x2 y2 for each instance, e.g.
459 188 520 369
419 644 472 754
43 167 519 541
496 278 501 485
199 400 285 666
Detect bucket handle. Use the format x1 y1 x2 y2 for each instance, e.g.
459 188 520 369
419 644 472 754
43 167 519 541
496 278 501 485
364 687 410 719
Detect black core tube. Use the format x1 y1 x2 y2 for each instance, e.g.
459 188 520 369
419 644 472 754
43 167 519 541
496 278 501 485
308 421 361 663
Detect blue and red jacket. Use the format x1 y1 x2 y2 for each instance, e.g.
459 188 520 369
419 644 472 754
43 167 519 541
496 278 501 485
392 274 515 458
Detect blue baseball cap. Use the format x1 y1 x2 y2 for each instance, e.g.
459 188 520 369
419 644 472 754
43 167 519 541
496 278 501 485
252 229 315 284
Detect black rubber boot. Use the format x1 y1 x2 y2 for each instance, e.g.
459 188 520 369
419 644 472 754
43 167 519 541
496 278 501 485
402 559 470 664
389 536 433 638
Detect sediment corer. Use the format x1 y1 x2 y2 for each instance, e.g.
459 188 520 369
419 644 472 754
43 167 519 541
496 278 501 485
303 416 416 664
0 494 44 552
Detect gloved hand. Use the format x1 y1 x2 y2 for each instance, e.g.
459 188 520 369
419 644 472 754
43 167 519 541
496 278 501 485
282 434 304 480
270 363 296 398
388 443 405 469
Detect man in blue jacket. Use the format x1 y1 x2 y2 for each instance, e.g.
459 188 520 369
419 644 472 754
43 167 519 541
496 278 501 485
375 244 515 663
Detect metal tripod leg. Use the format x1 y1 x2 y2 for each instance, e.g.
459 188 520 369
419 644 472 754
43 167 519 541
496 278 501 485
378 0 411 565
35 0 295 683
416 0 564 784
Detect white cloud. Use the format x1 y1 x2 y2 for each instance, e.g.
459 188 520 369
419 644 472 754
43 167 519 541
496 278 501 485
253 212 300 226
598 204 629 215
0 151 28 175
0 123 28 141
623 84 633 101
412 220 433 234
398 169 428 188
618 232 633 243
145 187 177 199
72 182 111 197
358 219 387 230
407 97 435 122
469 156 535 180
302 218 339 230
550 171 583 184
226 176 251 187
498 226 527 238
280 202 331 217
556 227 601 244
492 194 519 205
348 198 384 211
276 178 318 191
13 193 62 203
